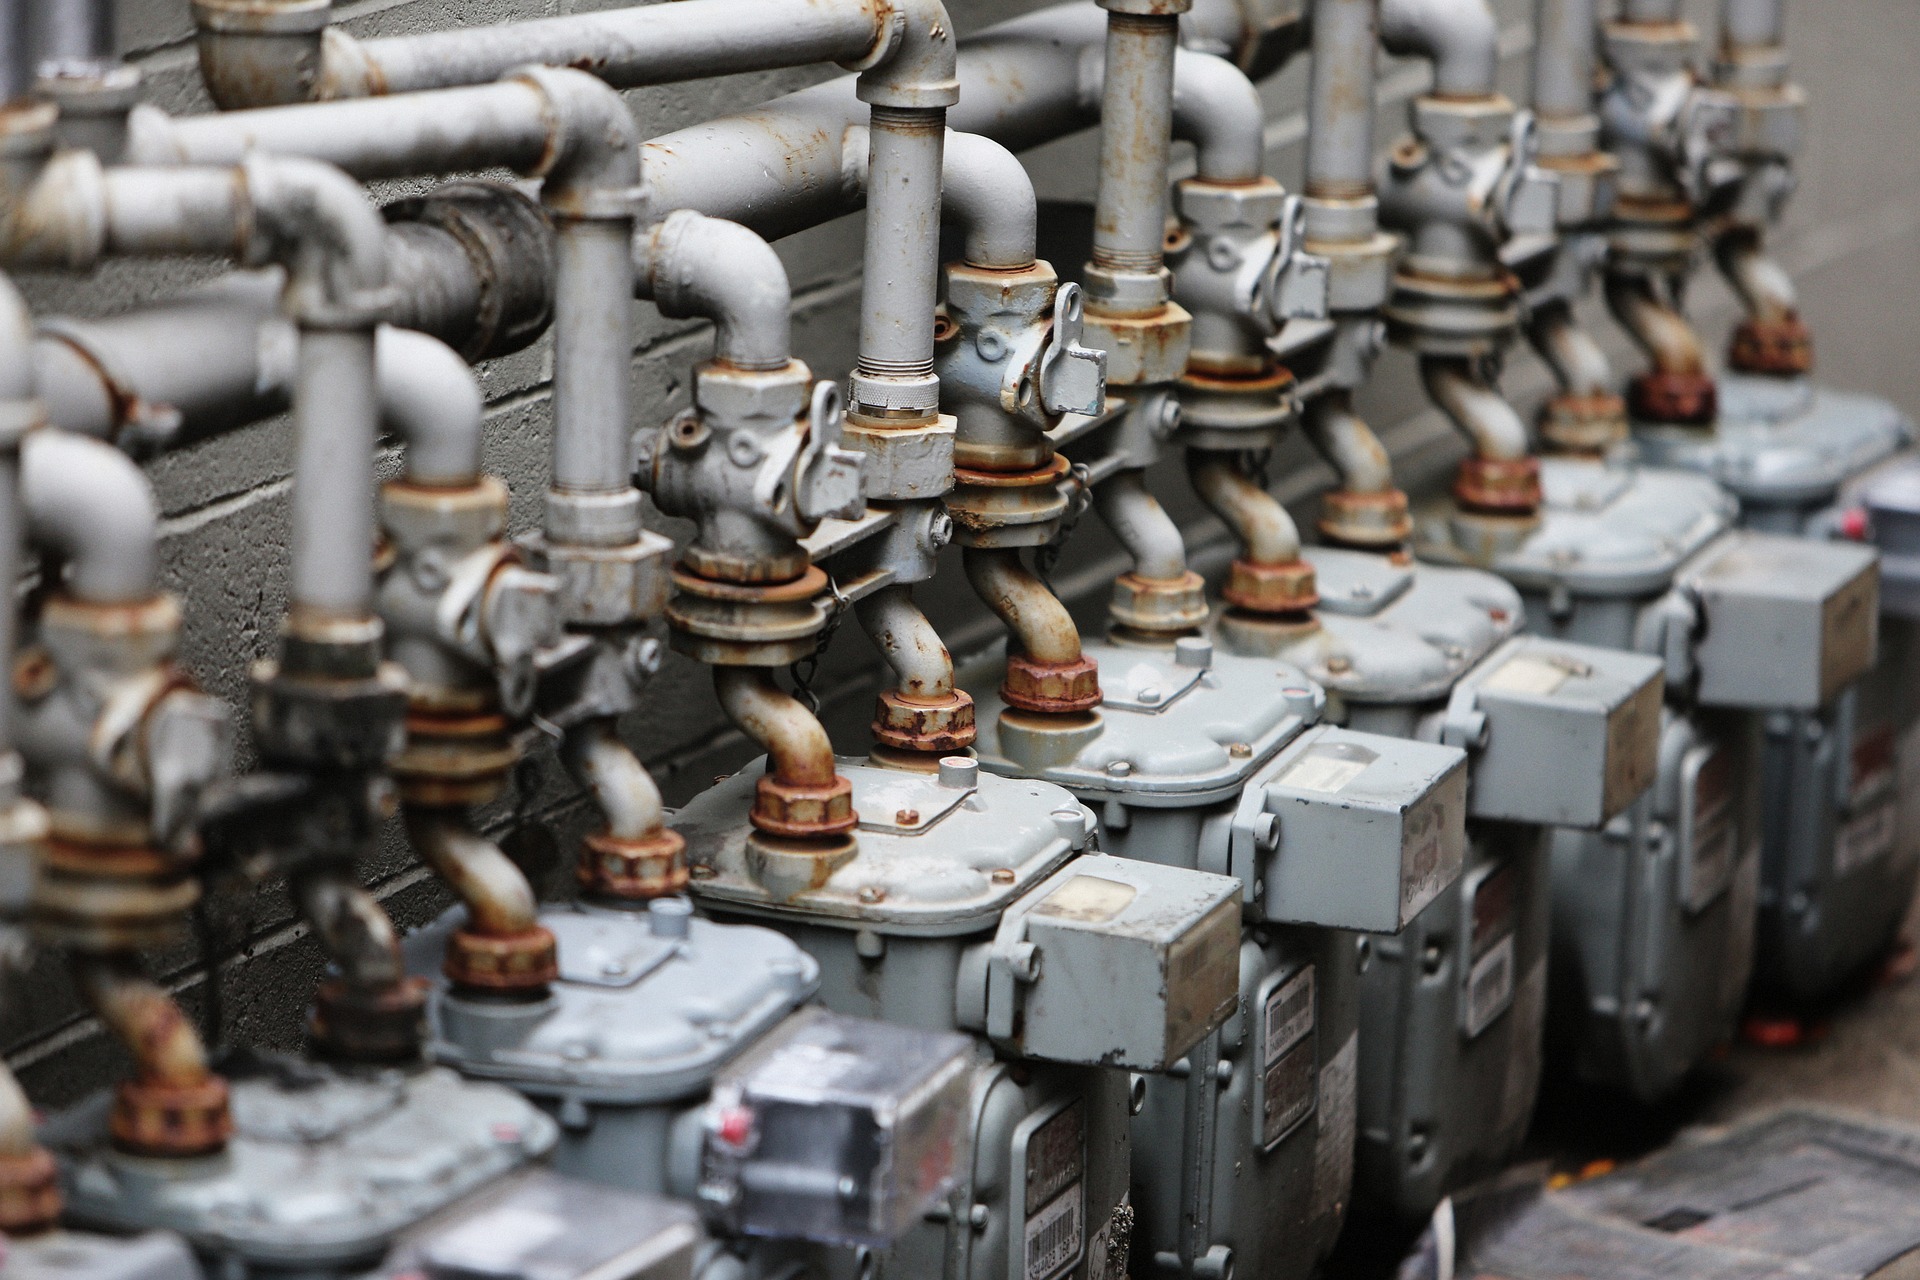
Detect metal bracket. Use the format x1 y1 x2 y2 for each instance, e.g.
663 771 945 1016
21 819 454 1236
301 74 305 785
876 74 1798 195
793 380 867 523
1260 195 1332 325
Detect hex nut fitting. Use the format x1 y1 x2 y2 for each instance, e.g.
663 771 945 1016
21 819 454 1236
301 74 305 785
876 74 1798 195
1729 313 1813 377
250 658 410 772
872 688 977 753
1410 94 1515 151
1175 178 1287 235
1082 302 1194 387
842 413 956 501
1539 392 1631 455
310 974 428 1064
1109 570 1211 635
0 1147 61 1235
110 1074 232 1158
442 924 560 993
380 477 508 555
1629 369 1719 426
1002 653 1102 715
538 529 674 627
1222 558 1320 615
392 706 518 809
579 827 689 901
38 594 181 677
1319 488 1413 549
751 773 858 840
946 458 1072 549
1453 456 1543 516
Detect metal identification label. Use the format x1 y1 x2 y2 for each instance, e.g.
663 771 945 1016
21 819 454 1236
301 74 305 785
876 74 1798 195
1465 935 1516 1040
1681 744 1736 913
1837 800 1897 877
1259 966 1318 1150
1019 1099 1086 1280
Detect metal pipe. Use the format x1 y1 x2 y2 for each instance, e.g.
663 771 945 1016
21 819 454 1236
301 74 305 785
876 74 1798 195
1604 270 1708 376
1302 389 1396 492
713 667 839 789
1188 453 1300 564
962 547 1088 666
0 1063 34 1159
1528 302 1616 398
0 273 32 759
1421 355 1531 460
942 131 1039 268
560 718 667 843
290 863 408 991
1532 0 1600 122
1721 0 1784 50
1379 0 1501 100
1714 226 1797 323
71 953 213 1089
1093 469 1190 580
633 211 791 372
852 105 946 415
292 328 378 618
1091 11 1182 287
1171 48 1266 184
378 327 483 487
856 585 955 700
33 0 113 67
402 808 541 940
0 0 30 103
1621 0 1683 24
20 429 157 604
1306 0 1381 199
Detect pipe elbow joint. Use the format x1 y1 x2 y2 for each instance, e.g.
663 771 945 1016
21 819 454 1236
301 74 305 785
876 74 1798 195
855 0 960 109
1172 49 1266 184
377 327 484 485
191 0 332 109
1379 0 1500 100
240 155 390 322
22 429 161 603
510 66 644 213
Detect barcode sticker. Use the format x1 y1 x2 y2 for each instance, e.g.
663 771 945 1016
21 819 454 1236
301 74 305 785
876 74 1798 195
1025 1187 1084 1280
1463 933 1516 1038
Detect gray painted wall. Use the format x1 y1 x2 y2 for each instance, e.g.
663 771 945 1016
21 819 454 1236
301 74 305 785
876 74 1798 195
8 0 1917 1104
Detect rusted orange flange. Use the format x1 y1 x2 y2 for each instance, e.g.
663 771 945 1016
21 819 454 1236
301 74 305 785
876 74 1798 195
872 689 976 754
1729 313 1813 377
1319 488 1413 549
1003 653 1102 714
1454 456 1543 515
751 773 857 840
111 1074 232 1158
1540 392 1630 455
1630 370 1718 426
578 827 690 901
1223 558 1320 614
443 925 559 993
311 975 428 1064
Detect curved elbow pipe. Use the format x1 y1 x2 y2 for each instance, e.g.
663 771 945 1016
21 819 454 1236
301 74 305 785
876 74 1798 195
858 0 960 109
1421 355 1531 460
962 547 1086 667
72 954 213 1089
560 717 668 841
1172 48 1266 185
402 807 541 939
1604 270 1708 376
1527 304 1616 399
714 667 839 788
633 211 792 371
1092 470 1190 581
1188 453 1301 565
940 131 1038 268
1302 390 1396 493
378 326 483 486
856 584 955 700
1379 0 1501 100
290 864 407 990
1713 227 1797 323
22 429 158 604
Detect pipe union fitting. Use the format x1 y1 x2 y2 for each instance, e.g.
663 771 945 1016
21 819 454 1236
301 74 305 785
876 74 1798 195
442 924 559 994
750 773 857 840
947 459 1074 549
0 1148 61 1235
1319 489 1414 549
1629 369 1719 426
667 567 835 668
842 414 957 502
1001 653 1102 715
380 477 508 557
1540 392 1631 455
1109 570 1210 635
531 528 674 629
1222 558 1320 615
579 827 689 901
872 688 977 753
1410 94 1515 151
1083 303 1195 387
250 658 410 772
111 1075 232 1158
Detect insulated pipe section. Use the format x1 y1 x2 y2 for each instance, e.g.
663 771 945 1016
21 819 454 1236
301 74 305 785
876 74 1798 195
560 718 668 843
1302 390 1396 493
21 429 157 604
1532 0 1600 122
1188 453 1301 564
1090 10 1183 290
1421 356 1530 461
857 585 956 701
1379 0 1501 99
633 212 791 371
962 547 1088 667
1092 470 1190 580
714 667 840 788
1306 0 1381 199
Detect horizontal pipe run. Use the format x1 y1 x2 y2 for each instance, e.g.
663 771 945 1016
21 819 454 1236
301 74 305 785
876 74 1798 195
20 429 158 604
633 211 792 372
714 667 840 789
560 718 668 842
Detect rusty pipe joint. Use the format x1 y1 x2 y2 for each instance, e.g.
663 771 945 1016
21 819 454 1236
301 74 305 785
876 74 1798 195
962 547 1100 714
561 717 686 902
1421 354 1542 516
1187 451 1318 616
639 369 865 585
190 0 332 109
72 953 231 1157
714 666 858 842
856 584 975 759
403 807 558 995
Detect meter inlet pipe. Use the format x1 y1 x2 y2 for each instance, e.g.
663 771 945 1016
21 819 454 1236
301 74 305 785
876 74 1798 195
1715 226 1807 375
714 667 857 846
1422 355 1541 513
71 955 227 1156
1605 269 1716 425
1189 453 1319 617
964 547 1101 714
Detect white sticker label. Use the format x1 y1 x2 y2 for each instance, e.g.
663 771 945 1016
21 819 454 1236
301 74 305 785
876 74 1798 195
1278 744 1375 794
1836 800 1897 877
1025 1188 1084 1280
1482 653 1573 697
1310 1032 1359 1224
1464 933 1516 1039
1682 745 1736 914
1263 968 1316 1068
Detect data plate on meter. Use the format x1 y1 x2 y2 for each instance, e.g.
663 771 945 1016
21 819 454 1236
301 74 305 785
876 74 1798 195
1258 966 1318 1150
1016 1097 1086 1280
1463 862 1518 1038
1680 744 1736 914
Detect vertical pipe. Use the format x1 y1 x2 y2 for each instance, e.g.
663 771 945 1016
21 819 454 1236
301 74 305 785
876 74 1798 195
1720 0 1783 50
855 109 945 399
1090 12 1181 290
290 328 378 621
1620 0 1682 23
1304 0 1379 200
1532 0 1598 122
550 221 635 499
0 0 31 102
34 0 113 66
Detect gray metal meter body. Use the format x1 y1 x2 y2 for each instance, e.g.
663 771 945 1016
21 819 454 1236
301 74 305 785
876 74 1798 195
1414 457 1765 1100
1226 548 1658 1222
45 1056 560 1279
972 638 1470 1280
6 1232 203 1280
407 900 975 1267
1638 377 1919 1006
678 758 1242 1280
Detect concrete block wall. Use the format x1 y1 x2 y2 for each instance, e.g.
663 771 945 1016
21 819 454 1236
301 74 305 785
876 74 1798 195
8 0 1918 1104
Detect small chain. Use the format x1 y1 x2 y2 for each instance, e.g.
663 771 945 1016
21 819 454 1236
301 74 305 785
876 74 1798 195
1036 461 1094 588
790 573 850 716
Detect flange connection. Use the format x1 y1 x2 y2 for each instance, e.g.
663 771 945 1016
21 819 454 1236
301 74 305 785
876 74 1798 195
1729 312 1813 377
1319 488 1413 549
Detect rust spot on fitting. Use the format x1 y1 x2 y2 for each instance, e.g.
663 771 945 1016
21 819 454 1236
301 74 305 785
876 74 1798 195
1630 370 1719 426
1729 313 1814 377
1179 361 1295 389
1003 653 1102 715
0 1147 61 1235
1110 570 1211 636
872 688 977 754
310 976 428 1065
442 925 560 994
1540 392 1631 455
111 1073 232 1159
34 838 198 952
1453 457 1543 516
1318 489 1413 550
752 773 858 840
1223 559 1321 615
578 827 689 901
672 564 822 601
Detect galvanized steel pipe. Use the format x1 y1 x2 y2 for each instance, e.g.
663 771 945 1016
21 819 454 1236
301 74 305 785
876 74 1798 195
1092 469 1190 579
378 328 484 486
1532 0 1601 122
1091 11 1183 289
714 667 840 789
634 211 792 372
0 0 29 102
1302 388 1397 492
403 808 543 941
1188 453 1301 564
1379 0 1501 99
962 547 1088 666
1306 0 1381 199
1721 0 1784 50
852 105 947 414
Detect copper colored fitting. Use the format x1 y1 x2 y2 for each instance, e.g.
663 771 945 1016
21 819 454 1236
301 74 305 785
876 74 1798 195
1318 488 1413 549
1222 558 1320 615
1003 653 1103 714
443 925 560 993
872 688 976 754
393 705 518 808
578 827 690 901
111 1075 232 1158
1539 392 1630 455
1630 370 1718 425
1729 313 1813 377
751 772 857 840
1109 570 1211 636
0 1148 61 1235
1453 456 1543 515
310 975 428 1064
33 838 198 954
